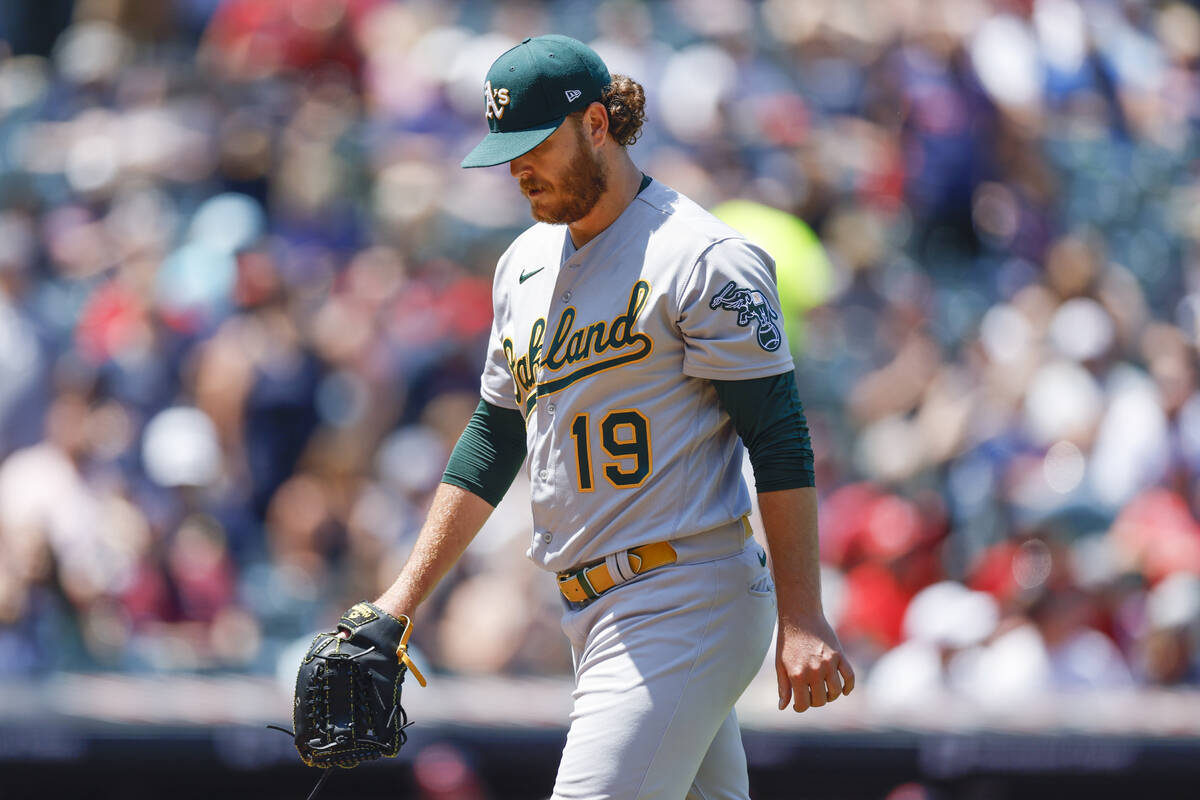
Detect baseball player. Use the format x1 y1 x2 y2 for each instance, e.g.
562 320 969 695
373 35 853 799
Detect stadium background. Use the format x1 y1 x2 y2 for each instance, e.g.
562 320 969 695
2 0 1200 797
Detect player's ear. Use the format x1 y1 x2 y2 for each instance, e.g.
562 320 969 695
582 102 609 148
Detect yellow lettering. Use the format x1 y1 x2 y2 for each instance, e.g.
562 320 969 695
587 321 609 354
503 338 521 402
566 328 588 363
515 355 531 391
545 308 576 371
505 281 654 402
608 281 650 348
528 318 545 376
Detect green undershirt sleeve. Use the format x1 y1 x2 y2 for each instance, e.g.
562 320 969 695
712 370 816 493
441 399 528 507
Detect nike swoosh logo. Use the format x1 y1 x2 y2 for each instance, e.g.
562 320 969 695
519 267 545 284
758 551 767 567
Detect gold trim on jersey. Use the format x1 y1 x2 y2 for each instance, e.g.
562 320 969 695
503 280 655 415
600 408 653 489
503 317 545 400
570 411 594 492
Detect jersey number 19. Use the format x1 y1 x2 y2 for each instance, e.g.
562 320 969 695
570 410 652 491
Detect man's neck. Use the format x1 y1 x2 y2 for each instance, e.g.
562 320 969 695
567 153 643 249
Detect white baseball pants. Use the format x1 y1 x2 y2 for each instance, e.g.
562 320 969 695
551 520 777 800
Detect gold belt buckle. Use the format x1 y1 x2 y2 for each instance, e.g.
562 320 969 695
557 563 601 602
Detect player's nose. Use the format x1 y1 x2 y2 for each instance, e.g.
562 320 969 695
509 156 531 179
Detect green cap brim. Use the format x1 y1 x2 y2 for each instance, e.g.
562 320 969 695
460 116 565 168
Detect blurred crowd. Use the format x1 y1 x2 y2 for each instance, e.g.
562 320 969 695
1 0 1200 714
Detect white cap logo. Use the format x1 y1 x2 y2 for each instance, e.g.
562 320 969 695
484 80 511 120
565 89 582 102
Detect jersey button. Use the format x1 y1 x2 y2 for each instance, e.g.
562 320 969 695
547 403 556 414
542 532 552 543
538 469 549 481
561 291 572 302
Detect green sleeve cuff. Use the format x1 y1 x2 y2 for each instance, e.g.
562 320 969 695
441 399 528 507
712 371 815 492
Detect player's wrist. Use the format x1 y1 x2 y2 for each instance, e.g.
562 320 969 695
372 590 416 621
775 602 829 630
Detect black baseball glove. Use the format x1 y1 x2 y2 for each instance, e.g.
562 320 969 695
290 602 427 772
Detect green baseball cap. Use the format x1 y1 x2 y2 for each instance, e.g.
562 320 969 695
461 35 611 169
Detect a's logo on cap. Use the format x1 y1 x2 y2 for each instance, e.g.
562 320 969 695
565 89 582 102
484 80 511 120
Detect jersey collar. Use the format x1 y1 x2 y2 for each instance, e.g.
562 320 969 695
562 175 655 270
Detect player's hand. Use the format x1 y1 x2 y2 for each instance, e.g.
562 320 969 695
775 611 854 712
338 601 411 640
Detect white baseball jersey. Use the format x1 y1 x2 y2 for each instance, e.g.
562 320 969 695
480 179 793 572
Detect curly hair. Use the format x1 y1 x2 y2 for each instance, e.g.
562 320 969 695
599 74 647 147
